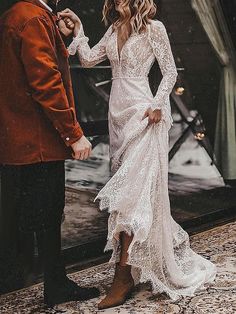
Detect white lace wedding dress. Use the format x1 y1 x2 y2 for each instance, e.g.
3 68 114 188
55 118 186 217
68 20 217 301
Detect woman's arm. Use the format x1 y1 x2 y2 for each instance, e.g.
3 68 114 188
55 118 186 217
149 20 178 110
59 9 112 68
68 24 112 68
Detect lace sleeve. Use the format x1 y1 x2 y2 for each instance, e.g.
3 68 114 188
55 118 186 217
67 23 113 68
149 20 178 110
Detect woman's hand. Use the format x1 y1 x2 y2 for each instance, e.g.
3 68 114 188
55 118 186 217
58 9 81 37
142 108 162 125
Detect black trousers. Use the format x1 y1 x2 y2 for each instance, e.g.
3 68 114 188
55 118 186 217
0 161 65 293
0 161 65 233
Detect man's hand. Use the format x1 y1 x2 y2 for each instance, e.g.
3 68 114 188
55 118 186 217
71 136 92 160
58 9 81 36
57 18 73 37
142 108 162 125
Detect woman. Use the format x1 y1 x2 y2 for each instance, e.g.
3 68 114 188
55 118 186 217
59 0 217 310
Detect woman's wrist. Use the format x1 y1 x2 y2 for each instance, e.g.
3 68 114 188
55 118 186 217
73 22 81 37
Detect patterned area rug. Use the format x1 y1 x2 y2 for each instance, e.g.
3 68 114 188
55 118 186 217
0 221 235 314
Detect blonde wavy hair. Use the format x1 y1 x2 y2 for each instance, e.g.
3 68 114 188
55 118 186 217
102 0 157 33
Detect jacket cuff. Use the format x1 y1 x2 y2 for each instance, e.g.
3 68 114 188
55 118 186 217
61 123 84 146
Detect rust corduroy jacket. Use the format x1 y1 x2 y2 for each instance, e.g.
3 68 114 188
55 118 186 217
0 0 84 165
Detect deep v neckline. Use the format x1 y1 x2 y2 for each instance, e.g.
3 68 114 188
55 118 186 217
116 30 132 63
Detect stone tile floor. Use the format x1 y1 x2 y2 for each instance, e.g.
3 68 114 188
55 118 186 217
1 220 235 314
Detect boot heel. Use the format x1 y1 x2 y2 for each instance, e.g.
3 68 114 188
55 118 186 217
98 264 135 310
126 289 133 300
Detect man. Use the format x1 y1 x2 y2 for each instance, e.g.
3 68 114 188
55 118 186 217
0 0 99 306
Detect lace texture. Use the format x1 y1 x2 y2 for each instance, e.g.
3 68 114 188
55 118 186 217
68 20 217 300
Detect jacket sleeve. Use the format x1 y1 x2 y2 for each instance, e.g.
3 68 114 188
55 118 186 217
20 16 83 146
67 23 113 68
149 20 178 110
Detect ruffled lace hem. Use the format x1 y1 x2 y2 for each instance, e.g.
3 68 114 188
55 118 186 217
96 200 217 301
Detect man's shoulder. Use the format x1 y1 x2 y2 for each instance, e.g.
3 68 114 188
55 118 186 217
0 1 53 32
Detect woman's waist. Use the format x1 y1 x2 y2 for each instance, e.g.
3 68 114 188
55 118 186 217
111 75 149 80
111 77 152 97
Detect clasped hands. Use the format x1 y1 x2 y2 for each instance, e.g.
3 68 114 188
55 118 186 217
57 8 81 37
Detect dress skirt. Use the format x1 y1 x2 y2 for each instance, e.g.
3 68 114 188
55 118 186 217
95 78 217 301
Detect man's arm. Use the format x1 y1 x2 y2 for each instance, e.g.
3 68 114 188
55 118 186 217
20 15 83 146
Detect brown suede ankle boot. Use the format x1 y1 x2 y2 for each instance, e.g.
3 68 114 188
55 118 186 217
98 263 134 310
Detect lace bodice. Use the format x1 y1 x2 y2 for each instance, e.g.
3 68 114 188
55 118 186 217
68 20 178 110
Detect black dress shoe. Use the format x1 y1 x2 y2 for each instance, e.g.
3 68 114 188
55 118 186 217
44 276 100 307
36 225 100 307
